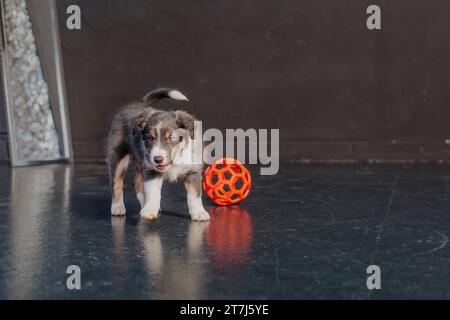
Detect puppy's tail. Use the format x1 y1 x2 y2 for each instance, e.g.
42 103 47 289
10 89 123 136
142 88 189 105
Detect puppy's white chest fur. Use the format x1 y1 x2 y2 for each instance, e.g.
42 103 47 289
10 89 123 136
165 164 192 182
164 137 202 182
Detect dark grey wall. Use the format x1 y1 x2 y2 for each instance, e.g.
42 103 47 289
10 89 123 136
57 0 450 162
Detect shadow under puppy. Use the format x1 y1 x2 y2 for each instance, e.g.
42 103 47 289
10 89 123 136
107 88 209 221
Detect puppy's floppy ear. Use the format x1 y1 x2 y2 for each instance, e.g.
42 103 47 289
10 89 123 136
173 111 196 139
132 111 148 135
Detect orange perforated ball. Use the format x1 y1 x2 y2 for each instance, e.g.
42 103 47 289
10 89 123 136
203 158 252 206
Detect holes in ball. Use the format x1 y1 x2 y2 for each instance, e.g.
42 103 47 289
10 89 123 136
224 170 232 180
216 164 224 170
211 174 219 186
234 178 244 191
223 184 231 192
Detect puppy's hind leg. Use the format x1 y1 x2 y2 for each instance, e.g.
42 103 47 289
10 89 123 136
109 154 130 216
134 164 145 208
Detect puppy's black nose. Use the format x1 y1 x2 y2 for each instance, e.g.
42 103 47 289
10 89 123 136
154 156 164 164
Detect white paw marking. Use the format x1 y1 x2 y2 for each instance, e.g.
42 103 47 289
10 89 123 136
190 208 210 221
142 178 163 220
111 201 126 216
140 206 160 220
187 193 209 221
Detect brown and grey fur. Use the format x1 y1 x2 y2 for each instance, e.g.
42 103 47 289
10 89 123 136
107 88 209 221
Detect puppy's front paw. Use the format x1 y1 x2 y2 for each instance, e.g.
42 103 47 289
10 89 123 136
190 209 210 221
140 207 160 220
111 201 126 216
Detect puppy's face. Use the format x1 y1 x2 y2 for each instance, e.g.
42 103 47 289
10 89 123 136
135 111 195 172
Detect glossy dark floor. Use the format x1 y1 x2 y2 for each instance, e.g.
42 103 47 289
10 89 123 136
0 163 449 299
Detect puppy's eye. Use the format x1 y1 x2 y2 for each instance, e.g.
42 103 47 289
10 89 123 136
178 136 183 142
167 135 179 143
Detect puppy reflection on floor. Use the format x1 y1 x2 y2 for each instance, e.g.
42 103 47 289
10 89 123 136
138 219 210 299
111 206 253 299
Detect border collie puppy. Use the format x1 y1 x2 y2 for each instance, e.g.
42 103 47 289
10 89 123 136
107 88 209 221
